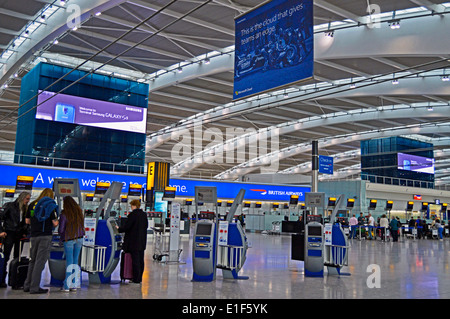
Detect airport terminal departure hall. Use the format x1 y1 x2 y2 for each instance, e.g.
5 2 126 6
0 0 450 306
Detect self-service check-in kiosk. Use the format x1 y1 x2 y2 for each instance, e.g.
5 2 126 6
292 192 349 277
193 221 218 282
49 178 83 286
304 222 324 277
81 181 123 284
192 187 249 282
192 186 218 282
217 189 249 280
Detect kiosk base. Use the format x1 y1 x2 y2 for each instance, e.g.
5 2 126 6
222 269 249 280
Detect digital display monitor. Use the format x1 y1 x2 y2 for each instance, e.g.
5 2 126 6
328 197 336 207
406 201 414 211
196 223 212 236
4 190 14 198
421 202 429 211
36 90 147 134
15 176 33 192
185 200 193 206
347 199 355 208
290 195 299 205
85 194 94 202
128 184 142 197
163 187 176 199
109 219 119 235
369 200 377 210
244 202 251 208
154 191 168 214
397 153 435 174
385 201 393 210
255 202 262 208
94 182 110 195
308 226 322 236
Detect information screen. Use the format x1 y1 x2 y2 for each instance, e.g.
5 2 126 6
36 91 147 134
308 225 322 236
397 153 435 174
197 223 212 236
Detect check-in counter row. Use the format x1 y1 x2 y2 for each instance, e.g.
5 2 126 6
246 214 302 233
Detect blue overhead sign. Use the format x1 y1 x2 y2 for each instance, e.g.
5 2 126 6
319 155 333 175
0 163 309 202
233 0 314 100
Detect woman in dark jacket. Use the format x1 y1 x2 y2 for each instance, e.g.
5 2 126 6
0 192 31 288
117 199 148 284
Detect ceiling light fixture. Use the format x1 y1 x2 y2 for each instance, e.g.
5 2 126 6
389 20 400 29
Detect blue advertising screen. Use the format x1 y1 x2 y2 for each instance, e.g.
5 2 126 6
36 91 147 134
397 153 435 175
233 0 314 100
0 163 309 201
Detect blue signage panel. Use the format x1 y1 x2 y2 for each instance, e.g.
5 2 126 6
0 164 310 202
233 0 314 100
319 155 333 175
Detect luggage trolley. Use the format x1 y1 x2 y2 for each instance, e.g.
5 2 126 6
151 227 170 261
270 221 282 235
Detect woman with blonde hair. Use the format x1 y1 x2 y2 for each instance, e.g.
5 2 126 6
23 188 59 294
58 196 85 292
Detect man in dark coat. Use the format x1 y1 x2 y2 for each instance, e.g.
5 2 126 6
117 199 148 284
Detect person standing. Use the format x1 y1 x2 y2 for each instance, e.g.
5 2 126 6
0 192 31 288
390 217 399 242
349 214 358 239
58 196 85 292
435 219 443 240
367 213 375 240
117 199 148 284
379 214 389 242
23 188 59 294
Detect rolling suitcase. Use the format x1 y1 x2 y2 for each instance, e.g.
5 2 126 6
8 239 29 290
120 251 133 281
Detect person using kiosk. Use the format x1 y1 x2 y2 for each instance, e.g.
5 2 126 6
58 196 85 292
117 199 148 284
24 188 59 294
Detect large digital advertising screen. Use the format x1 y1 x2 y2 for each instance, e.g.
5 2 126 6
35 91 147 134
397 153 435 175
233 0 314 100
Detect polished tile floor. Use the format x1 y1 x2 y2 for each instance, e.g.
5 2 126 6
2 230 450 299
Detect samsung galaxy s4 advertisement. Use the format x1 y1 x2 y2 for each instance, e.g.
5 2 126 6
35 90 147 134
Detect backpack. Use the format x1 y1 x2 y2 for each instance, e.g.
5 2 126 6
34 197 59 232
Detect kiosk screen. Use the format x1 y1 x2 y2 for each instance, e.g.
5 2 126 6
308 226 322 236
197 223 212 236
109 220 119 234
